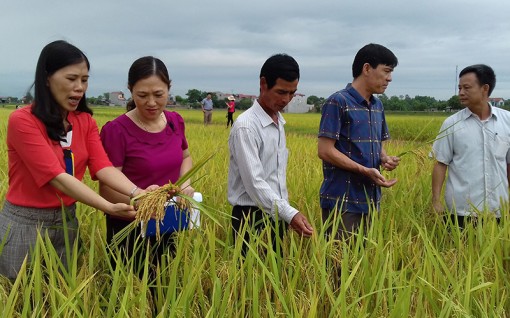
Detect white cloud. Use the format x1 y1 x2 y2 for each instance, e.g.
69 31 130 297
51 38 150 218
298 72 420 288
2 0 510 100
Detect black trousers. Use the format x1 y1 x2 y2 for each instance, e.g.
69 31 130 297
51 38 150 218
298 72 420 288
322 208 371 240
444 214 500 229
106 215 176 277
231 205 286 257
226 112 234 126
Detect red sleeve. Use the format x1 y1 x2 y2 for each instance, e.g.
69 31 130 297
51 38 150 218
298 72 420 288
7 109 65 188
84 115 112 179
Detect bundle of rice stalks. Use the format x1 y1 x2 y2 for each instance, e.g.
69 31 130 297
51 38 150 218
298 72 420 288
111 152 223 245
133 183 188 241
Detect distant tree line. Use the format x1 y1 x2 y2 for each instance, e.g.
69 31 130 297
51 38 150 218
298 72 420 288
307 94 510 113
78 89 510 112
86 93 110 106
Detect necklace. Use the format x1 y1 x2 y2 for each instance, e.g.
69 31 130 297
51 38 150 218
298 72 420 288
134 110 166 132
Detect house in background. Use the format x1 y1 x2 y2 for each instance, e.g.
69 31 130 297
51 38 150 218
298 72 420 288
489 97 505 107
215 92 231 101
108 91 127 106
236 94 257 103
283 94 313 113
167 95 176 106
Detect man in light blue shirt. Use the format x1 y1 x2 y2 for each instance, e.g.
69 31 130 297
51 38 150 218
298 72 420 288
201 93 214 125
432 64 510 227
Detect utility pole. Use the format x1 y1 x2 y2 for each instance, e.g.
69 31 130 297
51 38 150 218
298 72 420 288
454 65 458 96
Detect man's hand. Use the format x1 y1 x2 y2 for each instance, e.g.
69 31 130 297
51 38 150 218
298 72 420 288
432 199 445 214
289 212 314 237
381 155 400 171
365 168 398 187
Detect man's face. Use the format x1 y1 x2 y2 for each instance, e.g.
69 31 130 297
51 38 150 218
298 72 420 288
259 77 298 113
458 72 488 107
366 64 394 94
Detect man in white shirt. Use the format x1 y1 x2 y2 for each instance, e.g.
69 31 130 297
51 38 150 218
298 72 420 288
432 64 510 227
228 54 314 256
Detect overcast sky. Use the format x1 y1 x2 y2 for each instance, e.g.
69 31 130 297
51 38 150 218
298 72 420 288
2 0 510 101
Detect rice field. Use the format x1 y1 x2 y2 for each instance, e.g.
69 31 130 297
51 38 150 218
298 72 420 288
0 105 509 317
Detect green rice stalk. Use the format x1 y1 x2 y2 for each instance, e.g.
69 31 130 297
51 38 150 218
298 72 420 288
397 120 460 157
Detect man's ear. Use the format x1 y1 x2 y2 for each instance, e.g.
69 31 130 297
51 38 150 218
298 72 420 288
260 77 267 88
482 83 490 96
362 63 372 75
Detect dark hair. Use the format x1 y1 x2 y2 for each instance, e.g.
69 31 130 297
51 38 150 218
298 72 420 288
352 43 398 78
31 40 92 142
126 56 171 111
459 64 496 96
260 53 300 89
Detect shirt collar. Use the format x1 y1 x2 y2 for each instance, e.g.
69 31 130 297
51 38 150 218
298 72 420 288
345 83 375 107
252 99 286 127
462 103 497 121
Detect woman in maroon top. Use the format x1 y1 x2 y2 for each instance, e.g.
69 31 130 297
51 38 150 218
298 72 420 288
100 56 194 274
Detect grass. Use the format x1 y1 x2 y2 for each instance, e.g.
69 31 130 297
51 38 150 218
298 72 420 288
0 105 509 317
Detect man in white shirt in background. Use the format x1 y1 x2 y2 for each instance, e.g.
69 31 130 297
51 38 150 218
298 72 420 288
432 64 510 227
228 53 314 256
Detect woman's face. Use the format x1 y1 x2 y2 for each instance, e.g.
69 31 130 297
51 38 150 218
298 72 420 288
47 61 89 113
130 75 169 120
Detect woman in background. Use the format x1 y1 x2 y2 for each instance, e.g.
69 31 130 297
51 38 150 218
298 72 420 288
226 95 235 127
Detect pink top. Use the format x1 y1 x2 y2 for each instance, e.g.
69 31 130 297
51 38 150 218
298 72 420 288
100 111 188 188
227 101 235 113
6 106 112 208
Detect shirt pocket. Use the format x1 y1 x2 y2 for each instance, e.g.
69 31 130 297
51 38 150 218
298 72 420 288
494 135 510 160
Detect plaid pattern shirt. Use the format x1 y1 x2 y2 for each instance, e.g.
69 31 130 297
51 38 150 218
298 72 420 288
318 85 389 213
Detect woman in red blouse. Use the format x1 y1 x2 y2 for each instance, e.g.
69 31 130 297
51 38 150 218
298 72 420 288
0 40 151 280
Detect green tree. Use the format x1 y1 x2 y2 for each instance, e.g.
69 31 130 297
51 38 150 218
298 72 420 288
237 98 253 110
436 101 447 111
384 95 406 111
186 89 204 103
307 95 325 112
86 96 98 105
175 95 186 105
447 95 462 110
211 94 224 109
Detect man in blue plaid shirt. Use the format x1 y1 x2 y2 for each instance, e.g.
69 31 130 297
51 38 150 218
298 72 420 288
318 43 400 239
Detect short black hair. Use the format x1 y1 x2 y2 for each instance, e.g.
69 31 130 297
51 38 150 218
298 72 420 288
352 43 398 78
260 54 300 89
459 64 496 96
